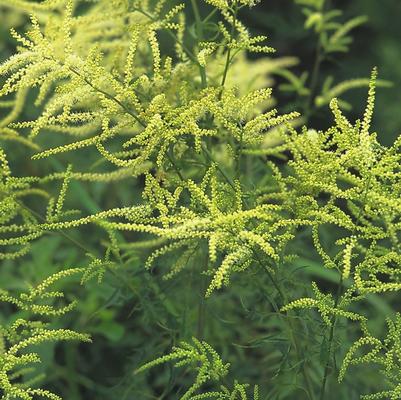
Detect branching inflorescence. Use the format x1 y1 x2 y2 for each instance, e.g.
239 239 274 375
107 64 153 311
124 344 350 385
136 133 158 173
0 0 399 399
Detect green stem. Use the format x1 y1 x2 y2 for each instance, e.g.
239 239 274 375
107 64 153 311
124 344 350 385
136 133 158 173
65 344 81 399
67 65 146 127
190 0 207 88
203 8 218 23
236 129 244 180
318 275 344 400
131 6 199 66
221 48 232 89
16 200 140 297
252 252 316 400
306 54 321 114
201 143 236 192
305 0 329 119
197 252 208 340
166 151 185 181
220 2 238 90
319 157 373 398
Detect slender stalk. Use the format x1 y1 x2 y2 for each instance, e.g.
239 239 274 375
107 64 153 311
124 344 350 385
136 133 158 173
252 251 316 400
68 66 146 128
220 2 238 89
201 143 237 192
203 8 218 24
65 344 81 400
305 0 329 119
305 46 322 118
16 199 140 297
190 0 207 88
236 129 244 180
220 47 232 89
166 151 185 181
197 252 208 340
131 6 199 66
319 169 371 398
319 275 344 400
71 62 186 183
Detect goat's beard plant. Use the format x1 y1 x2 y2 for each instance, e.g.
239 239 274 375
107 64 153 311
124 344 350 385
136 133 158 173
0 0 400 399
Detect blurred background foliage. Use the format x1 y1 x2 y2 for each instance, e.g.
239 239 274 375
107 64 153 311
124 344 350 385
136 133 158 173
0 1 400 399
239 0 401 145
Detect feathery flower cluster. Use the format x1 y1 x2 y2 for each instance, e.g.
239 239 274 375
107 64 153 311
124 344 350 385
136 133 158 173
204 0 261 10
0 270 90 399
137 338 260 400
277 69 401 395
339 314 401 400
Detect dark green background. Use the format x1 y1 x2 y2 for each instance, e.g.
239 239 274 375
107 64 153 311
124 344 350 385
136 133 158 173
239 0 401 144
